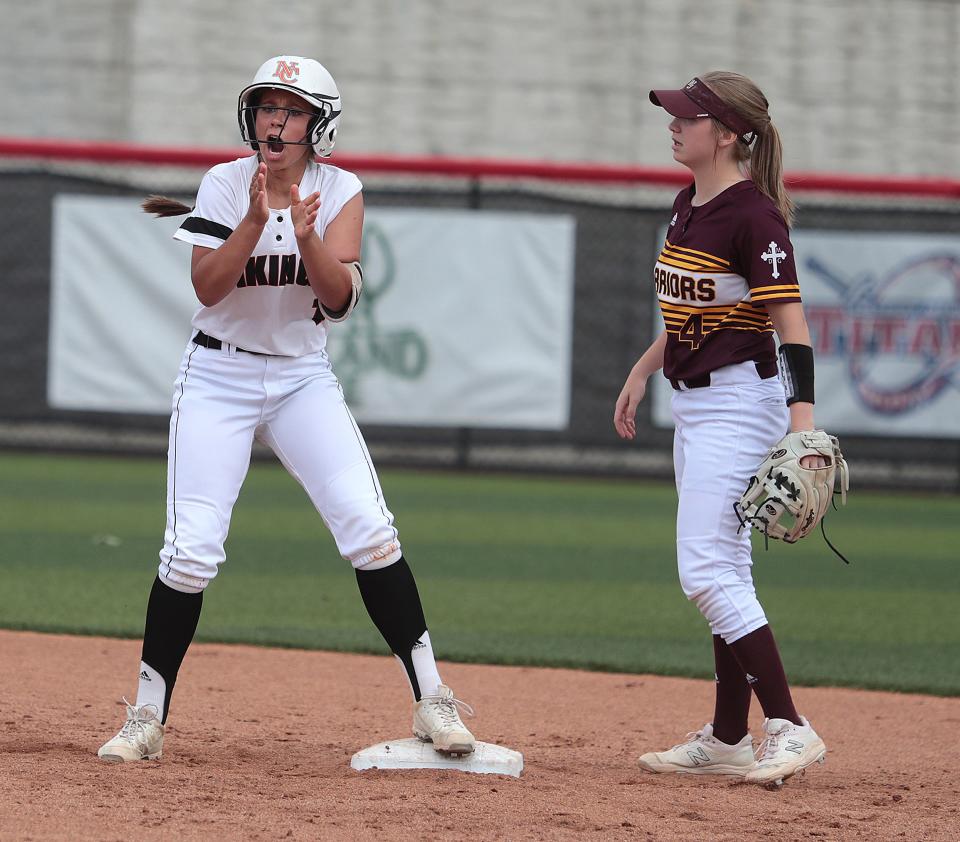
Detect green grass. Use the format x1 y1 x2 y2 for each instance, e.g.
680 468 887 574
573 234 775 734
1 452 957 695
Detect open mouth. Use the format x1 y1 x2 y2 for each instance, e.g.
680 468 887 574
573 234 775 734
266 135 284 154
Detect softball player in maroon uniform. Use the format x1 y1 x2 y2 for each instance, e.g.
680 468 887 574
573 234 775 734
98 56 475 763
614 72 827 785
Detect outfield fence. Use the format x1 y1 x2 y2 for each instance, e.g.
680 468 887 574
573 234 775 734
2 138 959 491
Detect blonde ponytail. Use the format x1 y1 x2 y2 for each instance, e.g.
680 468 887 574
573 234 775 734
749 120 794 227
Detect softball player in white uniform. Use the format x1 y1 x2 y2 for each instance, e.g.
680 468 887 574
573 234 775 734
615 72 827 786
98 56 475 762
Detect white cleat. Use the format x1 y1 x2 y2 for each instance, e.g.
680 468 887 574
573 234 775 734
97 698 164 763
638 723 755 777
744 716 826 786
412 684 476 757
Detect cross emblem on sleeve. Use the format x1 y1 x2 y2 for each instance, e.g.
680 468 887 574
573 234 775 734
761 241 787 279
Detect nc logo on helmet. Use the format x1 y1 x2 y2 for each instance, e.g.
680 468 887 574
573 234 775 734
273 60 300 83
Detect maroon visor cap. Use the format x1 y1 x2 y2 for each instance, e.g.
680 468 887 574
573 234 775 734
649 77 755 140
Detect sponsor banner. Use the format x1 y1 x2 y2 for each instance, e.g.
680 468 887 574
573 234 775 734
652 230 960 438
49 196 575 429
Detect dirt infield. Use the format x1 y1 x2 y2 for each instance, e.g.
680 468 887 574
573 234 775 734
1 630 957 841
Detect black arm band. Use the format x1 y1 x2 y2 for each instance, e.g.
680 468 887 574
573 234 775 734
778 343 815 406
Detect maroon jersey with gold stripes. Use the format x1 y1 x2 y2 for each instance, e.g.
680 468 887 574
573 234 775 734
655 181 801 381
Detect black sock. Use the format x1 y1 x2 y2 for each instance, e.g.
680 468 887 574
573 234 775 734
711 634 752 744
355 556 428 699
140 576 203 723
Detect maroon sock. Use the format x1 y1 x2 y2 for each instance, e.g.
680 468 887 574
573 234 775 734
711 635 752 745
727 625 801 726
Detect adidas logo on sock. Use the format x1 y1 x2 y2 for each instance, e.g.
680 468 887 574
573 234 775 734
139 670 152 681
412 638 427 651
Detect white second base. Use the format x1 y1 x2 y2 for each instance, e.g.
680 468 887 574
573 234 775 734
351 738 523 777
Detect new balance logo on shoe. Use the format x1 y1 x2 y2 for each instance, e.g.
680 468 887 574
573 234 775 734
139 671 151 681
744 718 827 785
638 724 755 777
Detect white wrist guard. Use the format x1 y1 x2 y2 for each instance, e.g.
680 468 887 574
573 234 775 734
319 262 363 323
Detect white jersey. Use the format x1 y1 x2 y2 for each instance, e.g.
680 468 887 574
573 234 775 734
173 155 362 356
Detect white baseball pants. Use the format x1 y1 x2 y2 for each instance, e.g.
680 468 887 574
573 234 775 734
671 361 789 643
158 340 401 593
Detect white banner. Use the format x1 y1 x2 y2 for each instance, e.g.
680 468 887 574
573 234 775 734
49 196 575 430
652 229 960 439
324 209 574 428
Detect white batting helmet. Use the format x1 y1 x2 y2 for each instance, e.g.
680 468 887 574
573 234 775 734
238 56 342 157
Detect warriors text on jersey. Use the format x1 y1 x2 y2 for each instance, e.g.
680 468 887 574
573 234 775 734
173 155 361 356
655 181 801 381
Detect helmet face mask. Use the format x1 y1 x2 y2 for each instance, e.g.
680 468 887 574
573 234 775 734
238 56 342 157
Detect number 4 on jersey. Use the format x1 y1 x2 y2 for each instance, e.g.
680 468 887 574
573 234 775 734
678 313 704 349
